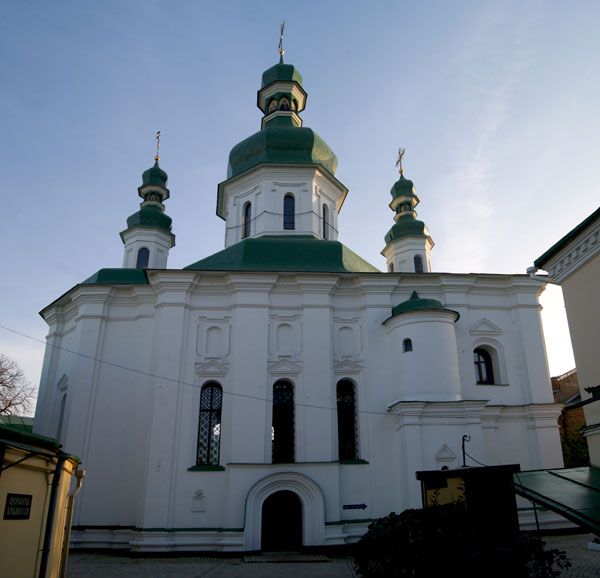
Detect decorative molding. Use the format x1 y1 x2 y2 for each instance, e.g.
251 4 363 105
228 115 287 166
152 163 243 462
268 358 303 376
272 181 306 188
333 359 364 375
195 359 230 377
469 318 503 336
543 218 600 283
435 444 457 464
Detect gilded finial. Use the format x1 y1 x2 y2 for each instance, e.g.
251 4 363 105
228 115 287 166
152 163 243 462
278 20 286 63
154 130 161 162
396 147 405 175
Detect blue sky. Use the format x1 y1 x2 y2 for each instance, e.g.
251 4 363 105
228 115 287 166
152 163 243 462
2 1 598 400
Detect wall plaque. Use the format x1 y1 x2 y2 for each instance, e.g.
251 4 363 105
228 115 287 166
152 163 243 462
4 493 32 520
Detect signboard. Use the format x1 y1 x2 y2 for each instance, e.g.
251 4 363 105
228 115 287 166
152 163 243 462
4 493 32 520
343 503 367 510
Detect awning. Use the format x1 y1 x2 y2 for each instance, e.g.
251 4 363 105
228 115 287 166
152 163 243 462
513 467 600 534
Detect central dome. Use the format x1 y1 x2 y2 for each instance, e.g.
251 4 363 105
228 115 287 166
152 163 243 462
227 120 338 179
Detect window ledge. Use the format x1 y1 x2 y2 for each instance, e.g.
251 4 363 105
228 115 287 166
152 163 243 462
475 383 510 387
187 465 225 472
339 459 369 465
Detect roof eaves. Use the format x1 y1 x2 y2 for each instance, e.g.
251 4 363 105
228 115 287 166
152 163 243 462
534 206 600 269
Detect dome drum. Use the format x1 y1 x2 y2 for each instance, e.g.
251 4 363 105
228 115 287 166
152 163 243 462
258 82 307 116
385 309 462 402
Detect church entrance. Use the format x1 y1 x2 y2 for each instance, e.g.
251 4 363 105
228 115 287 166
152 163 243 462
261 490 302 551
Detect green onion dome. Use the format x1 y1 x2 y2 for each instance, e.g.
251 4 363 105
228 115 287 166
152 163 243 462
390 174 415 199
227 118 338 178
261 62 303 87
384 214 428 244
141 161 168 187
391 291 459 321
126 205 172 232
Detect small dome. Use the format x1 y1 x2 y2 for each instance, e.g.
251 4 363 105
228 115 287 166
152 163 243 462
142 161 168 187
391 291 459 321
126 205 172 232
227 122 338 179
390 174 415 199
261 63 303 88
385 215 428 244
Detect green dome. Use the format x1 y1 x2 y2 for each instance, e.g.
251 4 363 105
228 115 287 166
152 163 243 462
385 214 427 244
126 205 172 232
391 291 459 320
227 121 338 178
142 161 168 187
390 174 415 199
261 63 303 88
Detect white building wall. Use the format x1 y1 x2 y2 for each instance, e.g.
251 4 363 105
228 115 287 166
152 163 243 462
34 270 563 550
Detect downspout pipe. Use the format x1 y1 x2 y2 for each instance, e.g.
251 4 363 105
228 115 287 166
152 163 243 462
39 450 68 578
58 469 85 578
526 266 562 286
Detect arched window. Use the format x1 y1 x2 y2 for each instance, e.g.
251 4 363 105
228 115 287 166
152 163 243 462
322 204 329 239
337 379 358 461
473 348 495 385
388 263 394 272
272 380 294 463
136 247 150 269
403 338 413 352
197 382 223 466
243 202 252 239
414 254 424 273
283 194 295 230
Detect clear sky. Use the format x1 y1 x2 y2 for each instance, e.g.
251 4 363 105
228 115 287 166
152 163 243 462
2 1 598 405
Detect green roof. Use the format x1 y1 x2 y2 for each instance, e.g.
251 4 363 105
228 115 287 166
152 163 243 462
534 206 600 269
261 62 303 88
126 205 172 233
390 174 416 199
227 122 338 179
0 415 33 433
385 215 428 244
141 160 168 187
0 423 60 451
184 235 379 273
514 467 600 534
82 268 149 285
390 291 459 320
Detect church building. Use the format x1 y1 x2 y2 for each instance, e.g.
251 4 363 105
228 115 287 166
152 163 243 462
33 52 563 552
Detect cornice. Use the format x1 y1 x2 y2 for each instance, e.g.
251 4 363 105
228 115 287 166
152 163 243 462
540 218 599 283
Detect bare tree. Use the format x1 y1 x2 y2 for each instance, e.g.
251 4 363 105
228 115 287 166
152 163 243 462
0 354 36 416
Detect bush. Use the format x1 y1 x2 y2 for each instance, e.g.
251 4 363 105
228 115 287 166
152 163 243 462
353 504 570 578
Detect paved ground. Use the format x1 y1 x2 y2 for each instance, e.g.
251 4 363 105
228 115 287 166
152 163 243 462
67 533 599 577
544 534 600 578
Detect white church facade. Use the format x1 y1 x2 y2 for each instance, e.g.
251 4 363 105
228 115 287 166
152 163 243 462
33 55 563 552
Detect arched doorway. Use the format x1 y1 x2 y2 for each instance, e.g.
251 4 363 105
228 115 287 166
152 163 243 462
261 490 302 551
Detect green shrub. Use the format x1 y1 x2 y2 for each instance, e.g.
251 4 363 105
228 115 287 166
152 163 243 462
353 504 570 578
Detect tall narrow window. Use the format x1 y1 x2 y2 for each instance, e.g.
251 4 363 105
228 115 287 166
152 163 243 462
136 247 150 269
337 379 358 461
414 255 424 273
403 338 413 352
322 204 329 239
272 380 294 463
197 382 223 466
473 348 495 385
243 202 252 239
283 195 295 230
56 393 67 442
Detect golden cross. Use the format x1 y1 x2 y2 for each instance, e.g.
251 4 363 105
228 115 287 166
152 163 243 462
278 21 286 62
396 147 405 174
155 130 161 162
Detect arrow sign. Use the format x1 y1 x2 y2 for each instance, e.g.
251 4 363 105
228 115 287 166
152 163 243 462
343 503 367 510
